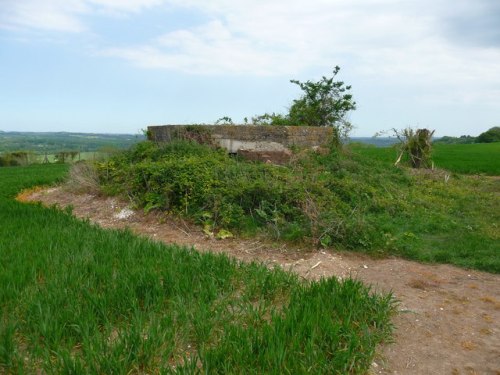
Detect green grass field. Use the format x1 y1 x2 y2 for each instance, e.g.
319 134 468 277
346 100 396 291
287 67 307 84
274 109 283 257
345 143 499 272
351 142 500 175
433 143 500 175
0 165 394 374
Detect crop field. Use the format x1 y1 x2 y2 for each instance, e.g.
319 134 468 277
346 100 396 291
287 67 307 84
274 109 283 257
432 143 500 175
351 142 500 175
0 165 394 374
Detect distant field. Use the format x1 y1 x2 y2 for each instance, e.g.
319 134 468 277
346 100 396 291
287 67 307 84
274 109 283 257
0 131 143 167
351 142 500 175
0 131 144 154
433 143 500 175
0 165 394 374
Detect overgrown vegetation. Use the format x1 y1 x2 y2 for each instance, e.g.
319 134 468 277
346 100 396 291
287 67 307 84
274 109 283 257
96 140 499 273
252 66 356 144
0 151 33 166
391 128 435 168
0 164 394 373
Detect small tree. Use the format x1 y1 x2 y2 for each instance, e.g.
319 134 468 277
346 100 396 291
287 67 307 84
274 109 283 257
69 151 79 161
252 66 356 144
10 151 30 166
54 151 66 164
288 66 356 129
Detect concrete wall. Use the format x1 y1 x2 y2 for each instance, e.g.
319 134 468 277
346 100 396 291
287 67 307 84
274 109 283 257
147 124 334 163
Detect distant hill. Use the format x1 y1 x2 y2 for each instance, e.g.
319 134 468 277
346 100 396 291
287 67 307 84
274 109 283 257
433 135 476 144
433 127 500 144
0 131 145 153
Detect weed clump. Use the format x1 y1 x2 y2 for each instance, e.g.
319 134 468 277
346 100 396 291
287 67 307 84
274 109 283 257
65 161 101 194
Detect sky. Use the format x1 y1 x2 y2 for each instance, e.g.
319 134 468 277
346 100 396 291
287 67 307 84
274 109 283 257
1 0 499 137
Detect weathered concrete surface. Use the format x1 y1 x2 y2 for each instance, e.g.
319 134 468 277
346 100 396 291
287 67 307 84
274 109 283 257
148 124 333 163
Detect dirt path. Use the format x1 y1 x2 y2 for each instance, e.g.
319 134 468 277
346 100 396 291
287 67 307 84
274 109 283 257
23 188 500 375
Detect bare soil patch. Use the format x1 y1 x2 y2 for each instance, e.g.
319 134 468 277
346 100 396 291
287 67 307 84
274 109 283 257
23 187 500 374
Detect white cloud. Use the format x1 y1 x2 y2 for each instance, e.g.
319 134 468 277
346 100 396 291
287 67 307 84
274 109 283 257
102 20 306 75
1 0 498 136
93 0 500 101
2 0 500 102
0 0 88 32
87 0 165 15
0 0 166 32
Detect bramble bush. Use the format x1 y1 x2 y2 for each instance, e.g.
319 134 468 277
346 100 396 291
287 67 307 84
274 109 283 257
83 138 500 272
97 140 412 250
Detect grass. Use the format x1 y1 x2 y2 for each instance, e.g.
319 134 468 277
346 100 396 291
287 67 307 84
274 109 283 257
350 143 499 272
369 171 499 272
432 143 500 175
351 142 500 175
0 164 395 374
